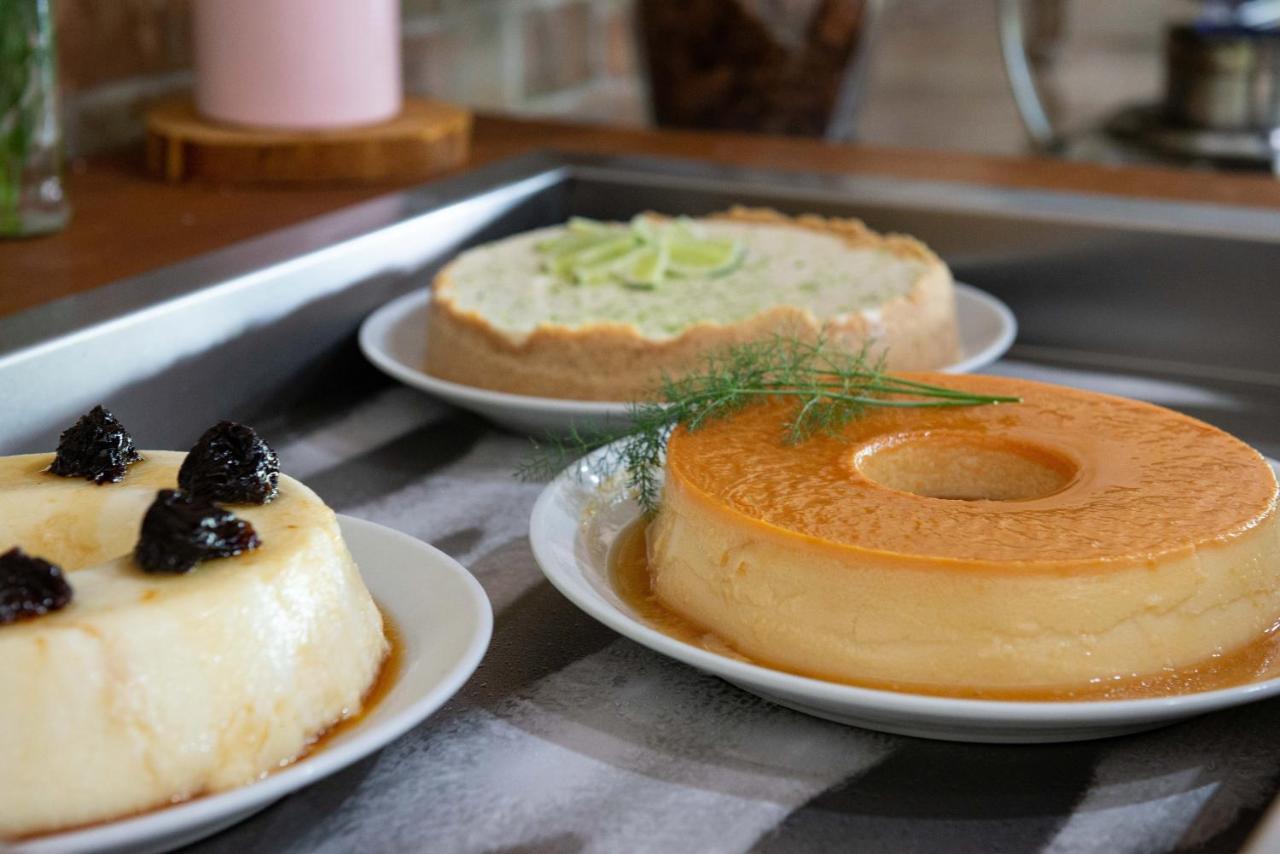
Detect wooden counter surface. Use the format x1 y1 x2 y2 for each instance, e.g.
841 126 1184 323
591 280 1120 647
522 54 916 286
3 114 1279 319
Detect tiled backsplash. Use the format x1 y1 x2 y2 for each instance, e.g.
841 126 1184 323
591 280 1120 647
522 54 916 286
56 0 644 157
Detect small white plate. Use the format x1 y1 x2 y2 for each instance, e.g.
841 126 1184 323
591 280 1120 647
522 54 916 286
529 449 1280 744
359 284 1017 436
14 516 492 854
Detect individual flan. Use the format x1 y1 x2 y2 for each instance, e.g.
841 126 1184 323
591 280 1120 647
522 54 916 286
647 375 1280 696
0 450 388 839
425 208 960 401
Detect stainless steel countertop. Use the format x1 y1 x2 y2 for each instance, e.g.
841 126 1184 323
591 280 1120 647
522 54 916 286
4 151 1279 853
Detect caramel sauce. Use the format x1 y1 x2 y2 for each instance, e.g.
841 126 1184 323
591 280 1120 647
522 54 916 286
611 519 1280 702
305 608 403 752
10 608 402 843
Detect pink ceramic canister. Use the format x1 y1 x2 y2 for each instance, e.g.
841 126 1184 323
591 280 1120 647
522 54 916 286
193 0 402 130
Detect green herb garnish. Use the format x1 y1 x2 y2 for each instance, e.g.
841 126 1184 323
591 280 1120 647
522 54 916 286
0 1 41 234
516 337 1019 514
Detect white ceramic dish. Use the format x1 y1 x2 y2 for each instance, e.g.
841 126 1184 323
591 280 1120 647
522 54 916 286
529 449 1280 744
358 283 1017 436
13 516 492 854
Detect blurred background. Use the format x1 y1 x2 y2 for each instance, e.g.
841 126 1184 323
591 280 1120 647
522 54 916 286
54 0 1186 162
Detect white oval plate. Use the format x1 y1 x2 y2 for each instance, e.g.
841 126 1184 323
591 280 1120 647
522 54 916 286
14 516 492 854
359 284 1017 436
529 449 1280 744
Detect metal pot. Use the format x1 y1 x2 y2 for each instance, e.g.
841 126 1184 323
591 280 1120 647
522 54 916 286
1164 24 1280 132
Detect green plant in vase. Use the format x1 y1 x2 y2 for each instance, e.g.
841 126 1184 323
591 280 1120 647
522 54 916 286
0 0 67 237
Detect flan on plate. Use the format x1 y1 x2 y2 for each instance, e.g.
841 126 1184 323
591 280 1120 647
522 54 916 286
425 207 960 401
647 374 1280 698
0 450 388 839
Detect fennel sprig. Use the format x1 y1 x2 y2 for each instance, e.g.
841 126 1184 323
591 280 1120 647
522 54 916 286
516 337 1019 513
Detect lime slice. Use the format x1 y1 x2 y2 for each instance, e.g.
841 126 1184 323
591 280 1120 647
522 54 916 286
567 216 609 234
537 215 745 286
612 244 669 289
543 236 608 276
536 230 611 256
566 234 641 284
666 235 742 277
571 233 639 266
537 217 613 252
666 216 701 242
544 232 634 277
629 213 659 243
573 265 618 286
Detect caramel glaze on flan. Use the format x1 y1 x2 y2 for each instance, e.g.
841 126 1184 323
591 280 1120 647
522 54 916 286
645 375 1280 698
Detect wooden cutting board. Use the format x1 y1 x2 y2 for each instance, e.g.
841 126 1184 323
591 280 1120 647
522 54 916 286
145 97 472 184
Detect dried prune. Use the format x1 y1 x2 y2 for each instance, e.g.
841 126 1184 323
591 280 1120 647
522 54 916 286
178 421 279 504
0 547 73 625
48 405 141 484
134 489 261 573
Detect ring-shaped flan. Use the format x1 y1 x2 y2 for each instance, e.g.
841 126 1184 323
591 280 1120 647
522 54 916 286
0 451 388 838
648 375 1280 696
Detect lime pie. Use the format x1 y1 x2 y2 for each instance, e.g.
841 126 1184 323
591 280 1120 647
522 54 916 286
425 207 960 401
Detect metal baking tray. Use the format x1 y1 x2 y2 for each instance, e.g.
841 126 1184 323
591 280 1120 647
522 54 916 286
5 151 1280 852
5 150 1280 457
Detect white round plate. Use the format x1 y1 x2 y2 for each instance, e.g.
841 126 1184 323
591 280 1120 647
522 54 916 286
358 283 1017 436
14 516 492 854
529 449 1280 744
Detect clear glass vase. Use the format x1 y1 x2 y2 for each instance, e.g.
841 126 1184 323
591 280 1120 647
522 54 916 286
0 0 68 237
637 0 881 141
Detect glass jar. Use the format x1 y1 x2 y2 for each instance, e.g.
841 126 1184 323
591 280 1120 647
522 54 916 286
637 0 880 140
0 0 68 237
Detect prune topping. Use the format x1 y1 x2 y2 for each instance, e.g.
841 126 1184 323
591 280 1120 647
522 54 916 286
178 421 279 504
0 548 73 625
134 489 261 574
48 405 141 484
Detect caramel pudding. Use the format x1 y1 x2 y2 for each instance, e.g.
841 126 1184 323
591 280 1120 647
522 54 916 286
425 208 959 401
0 451 388 839
646 375 1280 697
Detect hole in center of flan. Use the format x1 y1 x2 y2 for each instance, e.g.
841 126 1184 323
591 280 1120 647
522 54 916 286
853 432 1078 501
